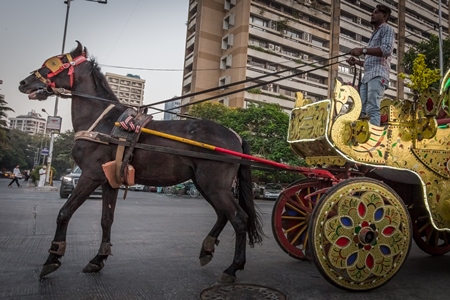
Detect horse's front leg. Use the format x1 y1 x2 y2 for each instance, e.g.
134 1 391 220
83 183 118 273
40 177 100 278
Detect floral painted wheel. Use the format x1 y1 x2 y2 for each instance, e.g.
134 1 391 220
410 209 450 255
271 179 331 260
309 178 412 291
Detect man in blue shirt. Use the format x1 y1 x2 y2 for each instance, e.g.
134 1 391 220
347 4 395 126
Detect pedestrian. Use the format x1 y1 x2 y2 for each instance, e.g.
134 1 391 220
24 170 30 182
38 165 47 187
346 4 394 126
8 165 22 188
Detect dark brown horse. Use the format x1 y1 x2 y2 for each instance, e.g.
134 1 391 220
18 41 263 283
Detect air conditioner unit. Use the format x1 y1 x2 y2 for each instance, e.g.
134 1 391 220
303 54 309 60
357 17 361 24
275 45 281 52
304 33 311 41
269 43 275 50
356 0 360 5
303 91 308 96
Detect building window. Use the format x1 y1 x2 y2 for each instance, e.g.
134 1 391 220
220 55 233 70
222 34 234 50
223 13 235 30
224 0 236 11
219 97 230 106
219 76 231 88
250 15 267 27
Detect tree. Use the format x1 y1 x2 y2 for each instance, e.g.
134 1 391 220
0 129 34 171
52 130 76 177
0 94 15 160
189 101 305 183
187 101 233 122
403 34 450 75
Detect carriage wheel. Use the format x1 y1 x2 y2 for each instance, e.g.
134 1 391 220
308 178 411 291
271 179 330 260
410 208 450 255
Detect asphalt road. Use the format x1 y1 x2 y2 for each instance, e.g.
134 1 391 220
1 178 450 300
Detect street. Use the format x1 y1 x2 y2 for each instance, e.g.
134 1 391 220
1 178 450 300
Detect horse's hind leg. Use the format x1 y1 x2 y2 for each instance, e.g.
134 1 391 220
220 206 248 283
199 214 227 266
201 193 248 283
40 177 99 278
83 183 118 273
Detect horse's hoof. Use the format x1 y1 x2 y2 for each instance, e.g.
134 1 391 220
40 263 60 278
219 272 236 283
199 255 212 267
83 262 104 273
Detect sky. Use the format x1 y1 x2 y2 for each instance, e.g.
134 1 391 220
0 0 189 132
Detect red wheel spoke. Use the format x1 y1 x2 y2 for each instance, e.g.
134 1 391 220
271 179 331 260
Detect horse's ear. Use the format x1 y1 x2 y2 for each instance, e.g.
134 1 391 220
83 47 88 58
74 40 83 56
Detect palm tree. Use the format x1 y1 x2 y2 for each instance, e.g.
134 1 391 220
0 94 15 144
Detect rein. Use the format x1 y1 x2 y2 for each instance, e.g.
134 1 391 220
41 52 350 116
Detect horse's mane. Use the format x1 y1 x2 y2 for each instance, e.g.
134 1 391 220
88 57 120 102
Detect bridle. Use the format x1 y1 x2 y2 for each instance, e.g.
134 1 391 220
33 52 87 97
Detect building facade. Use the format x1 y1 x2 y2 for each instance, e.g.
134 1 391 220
163 98 182 120
181 0 449 112
9 110 47 135
105 73 146 107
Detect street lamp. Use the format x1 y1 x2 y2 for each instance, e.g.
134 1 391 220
41 108 50 116
46 0 108 184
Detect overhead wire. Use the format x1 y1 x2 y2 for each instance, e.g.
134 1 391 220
145 53 349 117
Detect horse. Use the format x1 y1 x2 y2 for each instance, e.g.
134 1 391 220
18 41 263 283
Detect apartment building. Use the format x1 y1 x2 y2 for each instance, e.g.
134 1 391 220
105 73 145 107
9 110 47 135
181 0 449 113
163 98 182 120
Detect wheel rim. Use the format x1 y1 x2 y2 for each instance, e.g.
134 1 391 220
309 178 411 291
272 179 329 260
410 209 450 255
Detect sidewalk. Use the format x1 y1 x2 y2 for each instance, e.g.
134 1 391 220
2 178 58 191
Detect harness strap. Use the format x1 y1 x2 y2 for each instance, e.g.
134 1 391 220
87 104 115 132
115 140 126 184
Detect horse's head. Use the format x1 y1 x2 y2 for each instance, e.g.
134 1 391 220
19 41 88 101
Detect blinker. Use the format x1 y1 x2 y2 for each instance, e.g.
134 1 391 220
43 57 64 72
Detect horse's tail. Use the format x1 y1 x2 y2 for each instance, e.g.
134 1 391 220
238 139 264 247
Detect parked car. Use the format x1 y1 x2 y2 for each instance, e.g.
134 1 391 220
263 183 283 200
59 166 102 198
145 186 157 192
129 184 146 191
252 182 261 199
3 171 12 179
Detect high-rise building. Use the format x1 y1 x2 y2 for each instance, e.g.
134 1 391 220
164 97 182 120
9 110 47 135
181 0 449 112
105 73 145 107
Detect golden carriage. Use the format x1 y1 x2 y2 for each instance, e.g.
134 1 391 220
271 69 450 291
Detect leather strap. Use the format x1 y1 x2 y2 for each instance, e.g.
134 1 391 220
115 139 126 184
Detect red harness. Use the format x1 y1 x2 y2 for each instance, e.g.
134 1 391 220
34 53 87 95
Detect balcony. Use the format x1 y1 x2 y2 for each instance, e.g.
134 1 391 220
189 0 198 12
